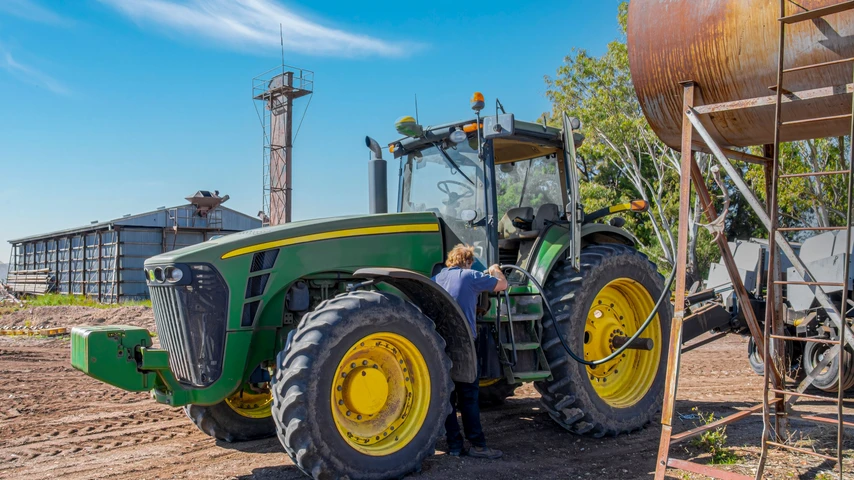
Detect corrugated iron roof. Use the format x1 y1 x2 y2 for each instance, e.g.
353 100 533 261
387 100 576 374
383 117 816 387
8 205 260 244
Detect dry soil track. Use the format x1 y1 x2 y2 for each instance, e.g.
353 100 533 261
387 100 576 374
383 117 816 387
0 308 850 479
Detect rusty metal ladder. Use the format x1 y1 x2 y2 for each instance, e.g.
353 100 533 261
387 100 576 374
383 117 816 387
755 2 854 478
654 2 854 478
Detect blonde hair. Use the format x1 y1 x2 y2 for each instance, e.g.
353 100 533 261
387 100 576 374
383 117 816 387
446 244 475 268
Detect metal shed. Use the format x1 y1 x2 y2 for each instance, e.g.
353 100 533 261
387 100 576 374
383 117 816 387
7 193 261 302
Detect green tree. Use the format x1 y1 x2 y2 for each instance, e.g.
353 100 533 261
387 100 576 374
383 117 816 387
745 138 849 239
544 1 718 283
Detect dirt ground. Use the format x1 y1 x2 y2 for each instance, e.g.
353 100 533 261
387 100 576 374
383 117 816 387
0 306 851 480
0 305 153 330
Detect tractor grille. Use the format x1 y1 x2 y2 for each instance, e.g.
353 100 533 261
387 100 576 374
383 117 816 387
149 264 228 387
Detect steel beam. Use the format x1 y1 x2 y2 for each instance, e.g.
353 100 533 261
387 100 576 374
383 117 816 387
666 459 753 480
689 156 775 384
692 83 853 114
654 81 695 480
671 404 765 444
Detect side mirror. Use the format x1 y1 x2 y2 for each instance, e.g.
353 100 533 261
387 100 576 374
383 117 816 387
460 209 477 226
483 113 515 139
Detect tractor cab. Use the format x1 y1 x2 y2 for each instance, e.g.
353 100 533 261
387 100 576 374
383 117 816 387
385 93 586 272
376 93 658 403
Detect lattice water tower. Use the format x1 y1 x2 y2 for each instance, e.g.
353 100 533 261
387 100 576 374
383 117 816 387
253 65 314 226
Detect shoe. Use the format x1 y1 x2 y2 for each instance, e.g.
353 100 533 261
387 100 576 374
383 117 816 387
468 446 503 459
447 445 466 457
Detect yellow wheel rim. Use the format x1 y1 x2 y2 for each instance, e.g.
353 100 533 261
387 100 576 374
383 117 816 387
225 387 273 419
331 332 431 456
584 278 661 408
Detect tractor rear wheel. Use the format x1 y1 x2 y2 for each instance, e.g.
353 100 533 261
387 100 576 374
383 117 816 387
478 378 518 406
535 244 671 436
271 290 452 480
184 386 276 442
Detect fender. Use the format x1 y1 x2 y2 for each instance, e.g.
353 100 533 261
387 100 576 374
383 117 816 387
353 267 477 383
529 223 638 284
580 223 638 247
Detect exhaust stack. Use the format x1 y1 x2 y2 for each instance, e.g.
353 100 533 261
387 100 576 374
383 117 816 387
365 136 387 214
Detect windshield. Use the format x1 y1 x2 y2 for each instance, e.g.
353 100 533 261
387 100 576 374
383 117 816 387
497 154 565 220
400 141 488 263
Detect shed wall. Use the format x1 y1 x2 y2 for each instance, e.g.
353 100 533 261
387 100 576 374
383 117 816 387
8 206 261 302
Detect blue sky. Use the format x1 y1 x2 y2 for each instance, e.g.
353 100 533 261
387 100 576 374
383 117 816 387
0 0 623 263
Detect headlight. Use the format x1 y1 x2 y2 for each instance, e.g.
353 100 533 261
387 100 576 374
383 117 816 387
165 266 184 283
145 264 191 285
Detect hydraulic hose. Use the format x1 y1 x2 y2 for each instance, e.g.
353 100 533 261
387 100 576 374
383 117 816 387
498 263 677 366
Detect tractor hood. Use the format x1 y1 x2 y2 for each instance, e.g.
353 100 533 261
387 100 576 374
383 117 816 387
133 211 446 406
144 212 443 266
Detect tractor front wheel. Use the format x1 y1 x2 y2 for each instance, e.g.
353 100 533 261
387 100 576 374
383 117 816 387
271 290 452 480
184 386 276 442
536 244 671 436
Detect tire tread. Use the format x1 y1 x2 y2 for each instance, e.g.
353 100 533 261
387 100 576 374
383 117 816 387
534 244 670 437
271 290 453 480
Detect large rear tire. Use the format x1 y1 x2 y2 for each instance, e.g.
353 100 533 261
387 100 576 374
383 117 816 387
271 290 453 480
535 244 671 437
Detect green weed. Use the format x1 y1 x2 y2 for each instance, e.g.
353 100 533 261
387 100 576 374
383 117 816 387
690 408 741 465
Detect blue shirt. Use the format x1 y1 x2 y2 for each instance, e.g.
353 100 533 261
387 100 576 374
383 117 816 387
432 267 498 336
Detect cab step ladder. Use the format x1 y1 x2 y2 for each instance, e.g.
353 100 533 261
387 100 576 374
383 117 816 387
495 293 551 384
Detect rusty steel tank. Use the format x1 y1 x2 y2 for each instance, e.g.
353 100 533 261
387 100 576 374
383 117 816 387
627 0 854 150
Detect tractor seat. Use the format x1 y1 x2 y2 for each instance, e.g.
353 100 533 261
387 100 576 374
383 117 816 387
498 207 537 249
534 203 561 231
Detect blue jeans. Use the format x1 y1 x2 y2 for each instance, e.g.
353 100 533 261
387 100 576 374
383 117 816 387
445 378 486 449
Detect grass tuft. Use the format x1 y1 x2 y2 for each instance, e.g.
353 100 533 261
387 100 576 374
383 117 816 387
690 407 741 465
12 293 150 309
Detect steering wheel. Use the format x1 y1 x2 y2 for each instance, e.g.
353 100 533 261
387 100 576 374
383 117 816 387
437 180 475 205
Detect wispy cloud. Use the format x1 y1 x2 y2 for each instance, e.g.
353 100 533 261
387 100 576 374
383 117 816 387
0 0 70 26
98 0 415 57
1 51 70 96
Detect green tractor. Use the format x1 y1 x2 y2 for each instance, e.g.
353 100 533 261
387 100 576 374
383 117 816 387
71 94 671 479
